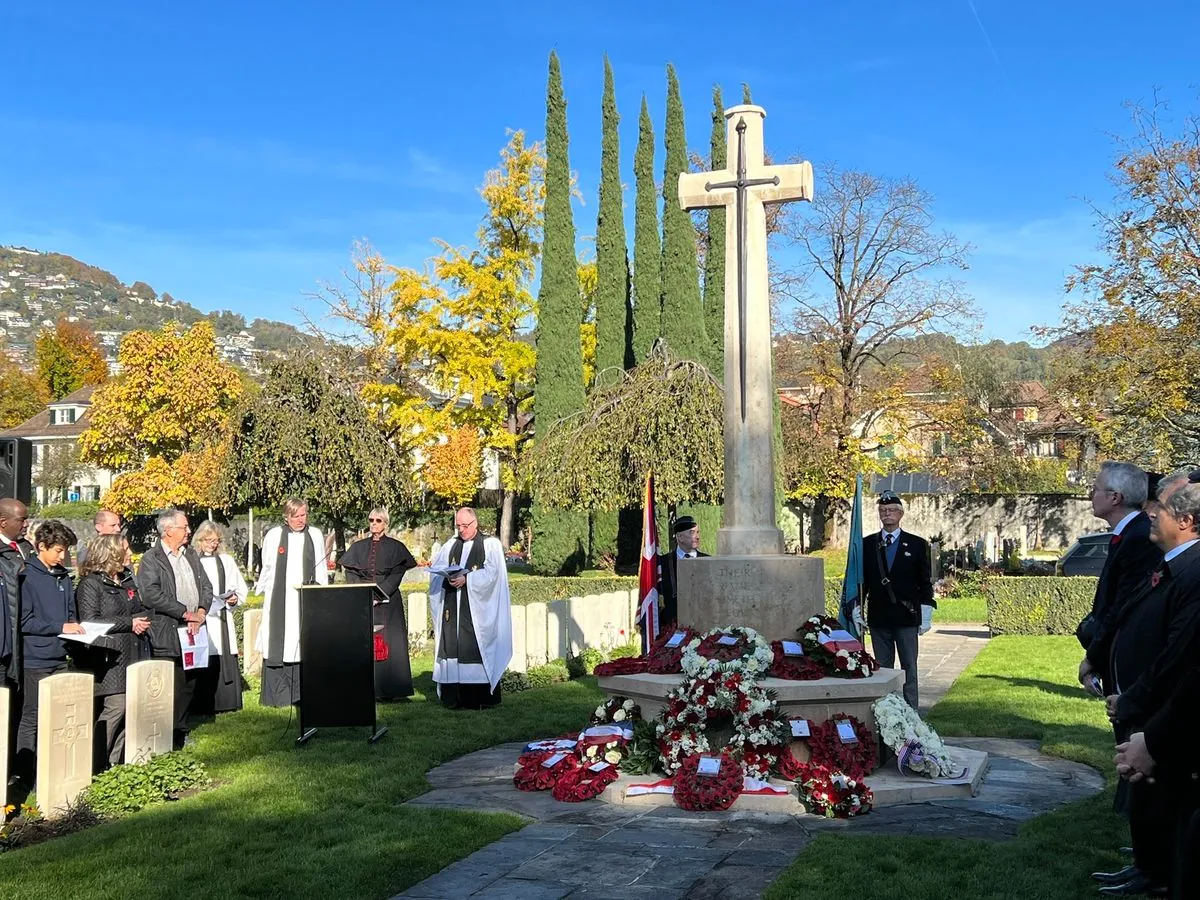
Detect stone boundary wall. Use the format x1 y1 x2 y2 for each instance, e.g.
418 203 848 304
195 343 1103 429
795 493 1100 552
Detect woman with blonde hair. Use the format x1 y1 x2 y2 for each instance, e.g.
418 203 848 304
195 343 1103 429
75 533 150 768
192 520 247 714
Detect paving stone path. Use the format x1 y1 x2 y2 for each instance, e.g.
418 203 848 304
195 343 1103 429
393 625 1104 900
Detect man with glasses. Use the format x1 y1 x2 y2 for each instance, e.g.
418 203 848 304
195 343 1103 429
254 498 328 707
428 508 512 709
137 509 212 749
338 508 418 701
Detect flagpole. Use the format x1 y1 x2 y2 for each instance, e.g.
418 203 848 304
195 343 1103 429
637 471 661 656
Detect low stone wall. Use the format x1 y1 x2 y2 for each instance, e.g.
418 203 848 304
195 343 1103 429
795 492 1100 552
405 588 638 671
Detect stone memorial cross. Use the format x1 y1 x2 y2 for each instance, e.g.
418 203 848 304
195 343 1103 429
678 105 813 557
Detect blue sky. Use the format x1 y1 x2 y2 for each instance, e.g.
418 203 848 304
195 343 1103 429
2 1 1197 344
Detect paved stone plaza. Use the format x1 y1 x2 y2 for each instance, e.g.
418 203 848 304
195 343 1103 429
394 626 1104 899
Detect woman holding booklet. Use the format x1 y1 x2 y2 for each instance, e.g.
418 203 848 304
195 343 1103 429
75 533 151 768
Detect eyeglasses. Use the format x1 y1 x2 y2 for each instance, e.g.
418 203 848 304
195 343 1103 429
368 518 384 523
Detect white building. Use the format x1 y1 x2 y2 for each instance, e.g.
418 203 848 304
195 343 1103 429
0 385 116 505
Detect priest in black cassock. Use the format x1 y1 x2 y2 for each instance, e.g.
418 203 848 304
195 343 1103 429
337 508 417 701
428 507 512 709
253 498 328 707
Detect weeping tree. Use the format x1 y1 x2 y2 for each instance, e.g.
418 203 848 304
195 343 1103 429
527 343 723 513
222 351 412 554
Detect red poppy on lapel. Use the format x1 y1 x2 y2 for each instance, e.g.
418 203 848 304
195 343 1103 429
1151 570 1163 588
1110 534 1122 547
278 546 286 555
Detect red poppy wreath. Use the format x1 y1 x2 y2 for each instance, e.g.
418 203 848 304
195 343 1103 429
551 761 620 802
673 752 744 811
808 716 878 780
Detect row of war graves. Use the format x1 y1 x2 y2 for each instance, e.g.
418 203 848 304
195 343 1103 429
2 587 639 818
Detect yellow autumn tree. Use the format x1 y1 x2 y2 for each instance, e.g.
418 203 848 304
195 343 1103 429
325 131 545 547
78 322 243 515
423 426 484 507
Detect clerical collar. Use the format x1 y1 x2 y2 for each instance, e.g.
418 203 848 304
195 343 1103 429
1112 510 1140 536
1164 539 1200 564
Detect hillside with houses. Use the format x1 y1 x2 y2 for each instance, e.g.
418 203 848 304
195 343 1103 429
0 245 318 374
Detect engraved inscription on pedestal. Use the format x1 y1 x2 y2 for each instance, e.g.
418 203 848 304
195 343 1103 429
36 672 95 817
678 555 824 641
125 659 174 764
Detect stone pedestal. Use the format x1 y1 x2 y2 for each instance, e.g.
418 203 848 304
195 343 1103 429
598 669 904 742
677 555 824 641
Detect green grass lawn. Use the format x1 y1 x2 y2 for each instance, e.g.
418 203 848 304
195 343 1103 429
932 594 987 623
0 657 604 899
765 635 1125 900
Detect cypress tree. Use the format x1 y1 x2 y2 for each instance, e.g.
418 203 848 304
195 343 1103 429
591 55 631 565
742 83 753 104
531 51 588 575
631 96 661 364
659 64 707 363
703 84 726 374
595 55 630 382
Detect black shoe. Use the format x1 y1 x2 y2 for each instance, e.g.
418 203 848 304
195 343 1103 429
1093 866 1140 885
1097 874 1168 896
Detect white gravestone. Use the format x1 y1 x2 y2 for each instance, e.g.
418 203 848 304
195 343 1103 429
125 659 174 764
37 672 95 817
243 608 263 677
509 605 528 673
525 602 548 666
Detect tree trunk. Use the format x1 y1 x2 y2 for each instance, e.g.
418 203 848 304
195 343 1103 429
499 488 515 549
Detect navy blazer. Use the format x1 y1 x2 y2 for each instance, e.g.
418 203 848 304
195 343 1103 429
863 530 935 629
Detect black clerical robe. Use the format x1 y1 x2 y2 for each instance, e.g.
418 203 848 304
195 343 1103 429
338 535 417 700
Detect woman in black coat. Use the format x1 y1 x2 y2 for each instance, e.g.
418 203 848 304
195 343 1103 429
75 534 151 768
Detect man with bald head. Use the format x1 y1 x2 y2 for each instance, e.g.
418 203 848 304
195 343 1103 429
427 508 512 709
75 509 123 570
0 498 32 787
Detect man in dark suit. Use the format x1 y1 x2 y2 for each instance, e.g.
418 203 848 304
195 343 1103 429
1118 663 1200 898
657 515 709 627
1096 469 1200 896
1077 461 1161 661
137 508 212 748
862 491 934 709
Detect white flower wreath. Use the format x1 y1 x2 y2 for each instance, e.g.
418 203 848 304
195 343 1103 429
680 625 776 680
872 692 964 778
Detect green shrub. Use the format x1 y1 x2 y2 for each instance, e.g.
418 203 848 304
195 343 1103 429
823 578 843 617
82 751 211 818
32 500 101 520
500 670 532 693
984 575 1097 635
527 658 570 688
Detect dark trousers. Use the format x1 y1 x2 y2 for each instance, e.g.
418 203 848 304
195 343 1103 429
871 625 920 709
96 693 126 768
170 661 199 747
1175 805 1200 898
1128 779 1173 886
15 665 67 780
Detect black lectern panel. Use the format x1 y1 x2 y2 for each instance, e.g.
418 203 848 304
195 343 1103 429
298 584 381 741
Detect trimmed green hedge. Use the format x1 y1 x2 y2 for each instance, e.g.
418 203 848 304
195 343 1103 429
400 576 637 607
984 575 1097 635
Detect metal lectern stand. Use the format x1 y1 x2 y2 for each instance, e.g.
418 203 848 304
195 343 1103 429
296 583 387 745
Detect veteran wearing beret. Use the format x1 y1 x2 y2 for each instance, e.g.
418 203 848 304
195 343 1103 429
657 515 709 627
862 490 935 709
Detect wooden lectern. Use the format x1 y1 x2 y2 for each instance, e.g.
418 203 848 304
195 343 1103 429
297 583 387 745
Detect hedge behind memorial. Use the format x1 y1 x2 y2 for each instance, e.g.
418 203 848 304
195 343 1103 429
984 575 1097 635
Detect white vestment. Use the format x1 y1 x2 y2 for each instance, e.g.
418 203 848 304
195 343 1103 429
200 552 248 656
254 525 328 663
428 535 512 692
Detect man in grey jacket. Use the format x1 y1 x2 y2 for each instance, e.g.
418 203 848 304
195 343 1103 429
137 509 212 749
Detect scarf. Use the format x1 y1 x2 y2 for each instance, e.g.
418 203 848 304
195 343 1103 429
268 527 317 663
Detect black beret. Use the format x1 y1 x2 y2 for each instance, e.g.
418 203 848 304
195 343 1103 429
673 515 698 535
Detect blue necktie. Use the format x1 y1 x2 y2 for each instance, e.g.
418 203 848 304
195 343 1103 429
885 533 899 570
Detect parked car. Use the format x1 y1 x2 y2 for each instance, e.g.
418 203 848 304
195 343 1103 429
1056 532 1112 576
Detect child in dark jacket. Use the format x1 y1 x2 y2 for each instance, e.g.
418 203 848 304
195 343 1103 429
15 520 84 782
